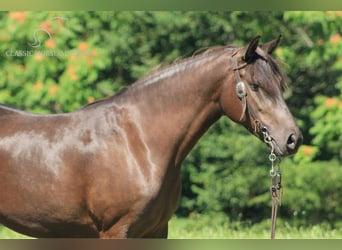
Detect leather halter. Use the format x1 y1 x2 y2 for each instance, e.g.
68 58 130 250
232 51 248 121
231 50 263 134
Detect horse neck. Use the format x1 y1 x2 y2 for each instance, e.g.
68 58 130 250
124 51 232 168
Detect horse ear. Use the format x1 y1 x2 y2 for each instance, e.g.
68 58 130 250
261 35 282 55
243 35 261 62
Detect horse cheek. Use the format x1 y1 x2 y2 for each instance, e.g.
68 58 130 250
219 86 244 123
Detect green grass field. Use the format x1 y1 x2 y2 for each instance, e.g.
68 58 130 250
168 215 342 239
1 214 341 239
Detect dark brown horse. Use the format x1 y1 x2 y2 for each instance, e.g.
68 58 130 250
0 36 302 238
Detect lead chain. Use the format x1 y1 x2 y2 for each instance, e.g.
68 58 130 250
262 127 282 204
262 127 283 239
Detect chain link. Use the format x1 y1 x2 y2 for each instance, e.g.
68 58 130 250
261 127 280 176
261 127 283 239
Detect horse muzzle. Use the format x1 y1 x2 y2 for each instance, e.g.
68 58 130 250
261 126 303 157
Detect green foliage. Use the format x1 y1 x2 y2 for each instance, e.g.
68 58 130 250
0 12 114 112
293 145 319 164
0 11 341 230
280 11 342 146
309 96 342 160
181 124 342 226
281 160 342 227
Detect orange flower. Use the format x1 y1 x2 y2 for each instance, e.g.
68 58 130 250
330 33 341 44
45 39 56 49
67 66 78 81
9 12 26 23
34 52 44 61
48 85 58 96
34 81 43 91
40 20 52 34
326 11 342 17
303 146 314 156
87 96 95 103
78 42 88 51
325 98 336 107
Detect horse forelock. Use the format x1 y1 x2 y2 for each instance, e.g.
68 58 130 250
249 51 288 98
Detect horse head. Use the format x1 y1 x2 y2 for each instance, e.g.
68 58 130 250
220 35 303 157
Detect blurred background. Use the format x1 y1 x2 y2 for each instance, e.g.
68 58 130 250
0 11 341 238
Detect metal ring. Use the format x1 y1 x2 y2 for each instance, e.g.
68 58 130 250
269 153 277 162
261 126 268 135
270 169 276 177
264 136 272 143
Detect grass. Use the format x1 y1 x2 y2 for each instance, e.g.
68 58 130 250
168 214 342 239
0 227 31 239
1 214 341 239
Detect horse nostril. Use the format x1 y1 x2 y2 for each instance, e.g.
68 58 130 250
286 133 302 152
287 133 296 150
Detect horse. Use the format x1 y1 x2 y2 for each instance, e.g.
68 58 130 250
0 35 302 238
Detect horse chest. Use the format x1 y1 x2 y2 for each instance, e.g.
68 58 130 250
85 156 181 236
125 173 182 237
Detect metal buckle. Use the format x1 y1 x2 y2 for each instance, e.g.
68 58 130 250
236 81 247 99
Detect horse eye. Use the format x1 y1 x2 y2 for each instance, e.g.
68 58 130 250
250 83 260 91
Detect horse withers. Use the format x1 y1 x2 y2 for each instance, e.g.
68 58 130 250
0 36 302 238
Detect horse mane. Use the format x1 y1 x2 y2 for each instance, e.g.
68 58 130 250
133 44 287 103
80 87 128 110
0 104 26 116
82 43 287 109
81 46 234 110
134 45 237 87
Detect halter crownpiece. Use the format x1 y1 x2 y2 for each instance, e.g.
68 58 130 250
232 51 247 121
232 52 247 99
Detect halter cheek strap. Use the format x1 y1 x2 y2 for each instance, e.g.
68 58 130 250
232 54 247 121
